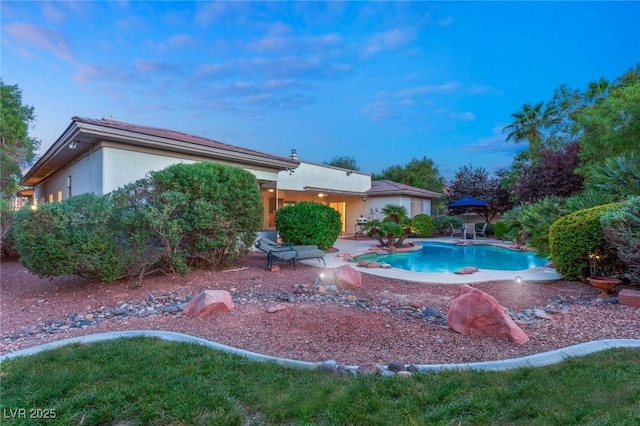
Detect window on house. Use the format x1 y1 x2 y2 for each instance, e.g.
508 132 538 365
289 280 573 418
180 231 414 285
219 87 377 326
48 193 54 203
57 191 63 202
411 199 423 217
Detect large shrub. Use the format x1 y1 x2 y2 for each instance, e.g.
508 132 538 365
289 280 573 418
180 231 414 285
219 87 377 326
432 215 463 235
1 198 16 256
12 193 129 281
521 196 567 258
600 197 640 282
275 202 341 250
13 162 264 282
522 191 619 258
495 206 524 243
128 162 263 270
548 203 624 281
412 214 436 237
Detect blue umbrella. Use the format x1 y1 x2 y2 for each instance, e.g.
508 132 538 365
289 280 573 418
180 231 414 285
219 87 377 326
448 195 488 209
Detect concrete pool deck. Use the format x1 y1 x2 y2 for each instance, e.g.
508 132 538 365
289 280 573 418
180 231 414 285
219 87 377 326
300 236 562 284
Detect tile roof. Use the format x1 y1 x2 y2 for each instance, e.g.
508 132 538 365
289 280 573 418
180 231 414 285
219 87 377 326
367 180 443 199
72 116 296 164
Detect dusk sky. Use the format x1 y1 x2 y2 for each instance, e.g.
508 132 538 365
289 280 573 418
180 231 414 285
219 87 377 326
2 1 639 181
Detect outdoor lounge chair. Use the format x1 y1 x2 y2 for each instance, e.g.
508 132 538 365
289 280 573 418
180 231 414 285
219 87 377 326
256 238 326 270
259 237 318 251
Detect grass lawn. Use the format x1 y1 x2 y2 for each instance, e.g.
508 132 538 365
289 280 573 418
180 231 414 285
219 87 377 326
1 337 639 425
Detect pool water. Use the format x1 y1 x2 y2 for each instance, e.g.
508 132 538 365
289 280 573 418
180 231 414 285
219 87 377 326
356 242 548 273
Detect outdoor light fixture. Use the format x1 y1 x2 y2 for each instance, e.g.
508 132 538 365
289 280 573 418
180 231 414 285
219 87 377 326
68 142 78 149
515 276 523 283
318 193 327 198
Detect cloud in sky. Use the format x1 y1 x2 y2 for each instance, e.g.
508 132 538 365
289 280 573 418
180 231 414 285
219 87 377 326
2 1 638 180
4 23 74 61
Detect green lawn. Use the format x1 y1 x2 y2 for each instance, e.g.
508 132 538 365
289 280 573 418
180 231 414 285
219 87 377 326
1 337 639 425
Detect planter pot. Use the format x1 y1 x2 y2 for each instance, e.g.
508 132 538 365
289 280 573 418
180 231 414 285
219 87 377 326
586 276 621 298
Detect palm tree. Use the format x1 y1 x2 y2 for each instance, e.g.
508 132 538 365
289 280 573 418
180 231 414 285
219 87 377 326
503 102 560 162
381 204 408 223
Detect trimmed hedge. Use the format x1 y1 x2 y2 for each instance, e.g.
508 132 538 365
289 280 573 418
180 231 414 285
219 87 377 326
275 202 341 250
548 203 624 281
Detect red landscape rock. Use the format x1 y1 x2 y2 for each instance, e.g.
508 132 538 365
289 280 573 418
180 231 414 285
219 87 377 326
619 289 640 308
447 285 529 345
454 266 479 275
334 264 362 289
183 290 235 317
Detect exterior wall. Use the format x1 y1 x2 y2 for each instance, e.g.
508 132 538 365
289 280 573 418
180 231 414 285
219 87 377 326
366 196 432 221
34 149 103 205
277 162 370 192
101 147 195 194
101 145 280 194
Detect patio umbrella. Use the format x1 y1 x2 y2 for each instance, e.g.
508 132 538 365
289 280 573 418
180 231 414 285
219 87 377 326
448 195 488 209
448 195 489 227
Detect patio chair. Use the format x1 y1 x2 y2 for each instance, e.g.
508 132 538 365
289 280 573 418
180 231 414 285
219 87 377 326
450 223 463 238
463 223 476 240
476 223 488 238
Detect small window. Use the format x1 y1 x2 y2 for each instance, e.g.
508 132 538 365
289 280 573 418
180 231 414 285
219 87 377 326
58 191 63 202
411 199 423 217
48 193 54 203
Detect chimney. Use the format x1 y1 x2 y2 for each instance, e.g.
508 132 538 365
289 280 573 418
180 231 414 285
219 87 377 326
290 149 299 160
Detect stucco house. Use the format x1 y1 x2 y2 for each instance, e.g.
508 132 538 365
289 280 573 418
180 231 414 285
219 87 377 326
20 117 443 235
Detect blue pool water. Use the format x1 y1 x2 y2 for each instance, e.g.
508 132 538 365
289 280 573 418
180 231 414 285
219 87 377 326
356 242 548 273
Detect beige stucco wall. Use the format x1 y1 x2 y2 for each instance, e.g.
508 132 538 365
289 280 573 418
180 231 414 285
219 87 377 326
367 196 432 221
35 149 103 205
277 162 370 192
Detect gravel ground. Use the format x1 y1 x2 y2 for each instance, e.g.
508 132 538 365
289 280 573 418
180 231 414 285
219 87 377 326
1 254 639 366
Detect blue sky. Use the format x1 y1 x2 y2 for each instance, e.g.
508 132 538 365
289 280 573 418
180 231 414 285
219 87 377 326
2 1 639 181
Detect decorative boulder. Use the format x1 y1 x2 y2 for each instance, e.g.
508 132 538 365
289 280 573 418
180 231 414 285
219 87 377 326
183 290 235 317
454 266 479 275
447 285 529 345
334 264 362 289
619 289 640 308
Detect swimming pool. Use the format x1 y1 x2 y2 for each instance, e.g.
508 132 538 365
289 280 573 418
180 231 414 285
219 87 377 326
356 242 548 273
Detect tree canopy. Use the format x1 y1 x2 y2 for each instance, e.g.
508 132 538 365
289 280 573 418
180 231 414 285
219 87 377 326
372 156 445 193
323 155 360 171
514 141 584 204
447 165 513 222
501 64 639 204
1 80 39 200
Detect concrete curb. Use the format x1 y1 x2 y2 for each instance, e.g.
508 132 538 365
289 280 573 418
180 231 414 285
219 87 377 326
1 331 639 374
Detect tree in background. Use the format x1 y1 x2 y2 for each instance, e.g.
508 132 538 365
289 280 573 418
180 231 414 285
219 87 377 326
0 80 40 200
575 66 640 173
503 101 560 163
447 165 513 223
324 155 360 171
372 156 445 193
514 141 584 204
